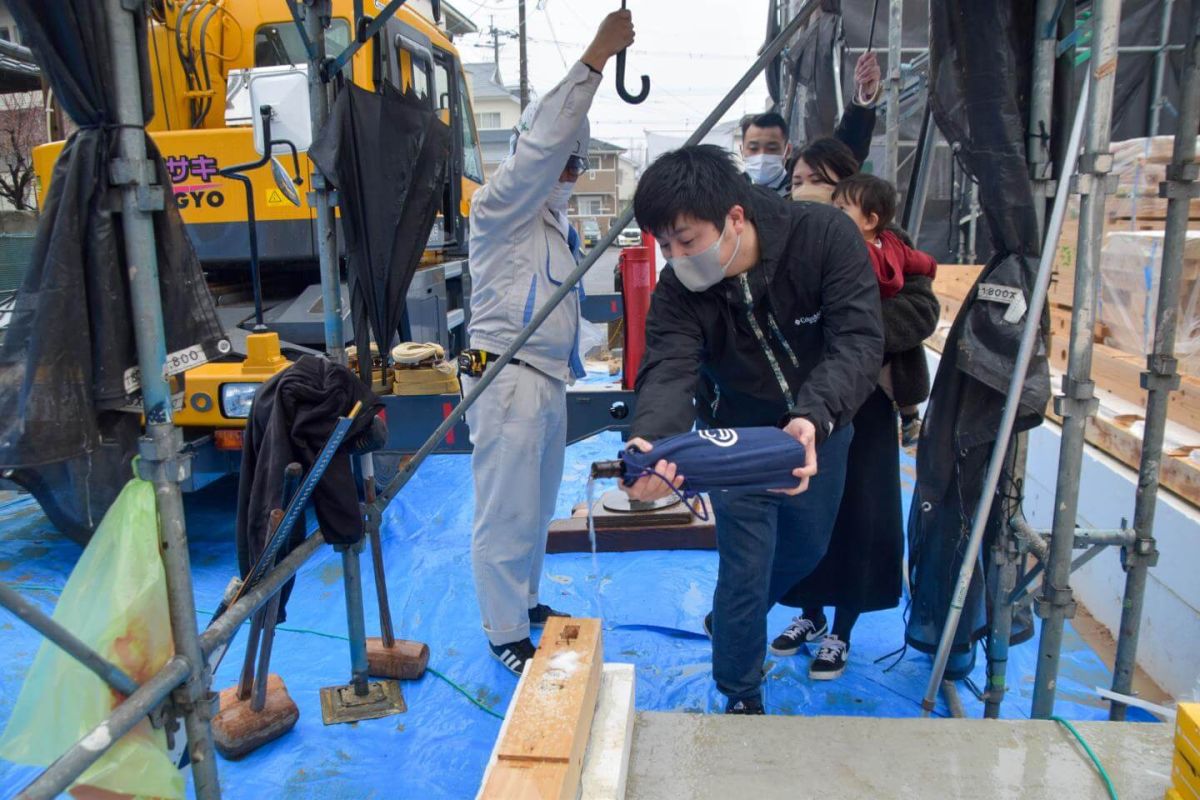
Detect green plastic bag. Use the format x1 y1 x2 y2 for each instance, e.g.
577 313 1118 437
0 477 184 799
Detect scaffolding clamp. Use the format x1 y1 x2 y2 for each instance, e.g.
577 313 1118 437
110 156 166 212
1053 378 1099 418
1034 582 1076 620
1140 354 1181 392
136 428 193 484
1120 534 1160 571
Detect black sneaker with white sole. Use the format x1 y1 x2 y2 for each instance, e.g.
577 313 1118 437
490 638 537 675
725 696 765 715
809 635 849 680
528 604 568 627
769 615 828 656
703 612 713 639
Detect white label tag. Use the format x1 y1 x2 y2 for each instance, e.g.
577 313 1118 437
124 366 141 395
164 343 210 376
977 282 1028 323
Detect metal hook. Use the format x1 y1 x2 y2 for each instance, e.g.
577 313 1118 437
615 0 649 104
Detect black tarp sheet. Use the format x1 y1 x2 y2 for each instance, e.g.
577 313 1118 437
309 80 450 383
0 1 225 542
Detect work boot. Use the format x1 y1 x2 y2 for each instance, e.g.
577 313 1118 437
769 614 828 656
725 696 765 715
490 638 537 675
528 604 568 627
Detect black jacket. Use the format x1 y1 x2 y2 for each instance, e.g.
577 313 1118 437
631 188 884 445
883 275 940 407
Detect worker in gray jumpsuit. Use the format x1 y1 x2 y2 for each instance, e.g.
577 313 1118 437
462 10 635 675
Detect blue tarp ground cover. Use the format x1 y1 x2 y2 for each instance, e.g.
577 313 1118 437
0 416 1155 798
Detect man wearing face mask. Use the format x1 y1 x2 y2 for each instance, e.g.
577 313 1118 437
624 144 883 713
462 10 635 676
741 52 882 197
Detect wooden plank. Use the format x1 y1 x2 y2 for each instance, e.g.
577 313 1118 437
480 618 604 800
581 663 636 800
925 329 1200 508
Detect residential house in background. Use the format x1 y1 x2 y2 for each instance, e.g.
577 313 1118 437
463 62 522 181
569 137 627 237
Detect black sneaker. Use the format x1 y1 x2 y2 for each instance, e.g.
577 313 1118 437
901 416 922 448
725 696 765 715
809 635 849 680
769 615 828 656
490 638 537 675
702 612 713 639
528 604 568 627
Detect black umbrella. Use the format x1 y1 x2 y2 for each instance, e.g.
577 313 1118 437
310 81 450 384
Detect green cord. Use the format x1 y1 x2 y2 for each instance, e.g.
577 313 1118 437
196 610 506 722
1051 716 1118 800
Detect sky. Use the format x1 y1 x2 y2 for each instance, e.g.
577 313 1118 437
451 0 773 164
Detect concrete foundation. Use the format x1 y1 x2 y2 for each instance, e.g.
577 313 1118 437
627 714 1172 799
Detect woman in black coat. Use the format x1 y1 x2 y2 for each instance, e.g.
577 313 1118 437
770 139 940 680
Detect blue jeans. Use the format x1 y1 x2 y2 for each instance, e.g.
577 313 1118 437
708 424 853 701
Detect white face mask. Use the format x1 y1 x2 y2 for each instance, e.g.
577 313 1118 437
546 181 574 213
668 220 742 293
744 153 787 187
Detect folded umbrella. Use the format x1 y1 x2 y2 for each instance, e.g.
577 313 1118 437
591 427 808 509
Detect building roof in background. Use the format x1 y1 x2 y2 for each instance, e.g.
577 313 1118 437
441 1 479 37
589 137 625 153
0 40 40 93
464 62 520 102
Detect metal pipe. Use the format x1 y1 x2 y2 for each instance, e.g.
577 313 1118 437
1029 0 1058 239
104 0 220 792
1011 518 1050 561
1149 0 1176 136
984 535 1020 718
1111 0 1199 721
200 532 326 656
16 657 191 800
340 543 371 695
901 104 935 241
942 680 966 718
0 584 140 698
884 0 902 183
250 594 282 713
966 182 980 264
362 453 395 647
303 0 346 365
1032 0 1121 720
375 0 824 510
235 609 265 701
918 71 1091 718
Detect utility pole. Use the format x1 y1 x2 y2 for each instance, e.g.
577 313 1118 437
518 0 530 110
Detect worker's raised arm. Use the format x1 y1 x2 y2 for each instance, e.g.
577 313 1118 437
474 11 634 225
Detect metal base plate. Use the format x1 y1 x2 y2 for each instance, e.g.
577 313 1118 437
319 679 406 725
600 489 681 514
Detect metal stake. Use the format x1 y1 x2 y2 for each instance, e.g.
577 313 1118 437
1110 0 1199 720
1031 0 1122 720
362 453 395 646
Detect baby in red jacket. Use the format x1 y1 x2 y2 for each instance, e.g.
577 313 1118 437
833 173 939 446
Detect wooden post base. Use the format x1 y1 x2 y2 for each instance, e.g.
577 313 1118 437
211 674 299 760
366 637 430 680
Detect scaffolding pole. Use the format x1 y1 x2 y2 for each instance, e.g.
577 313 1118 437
1109 0 1199 721
884 0 902 184
1029 0 1059 238
303 0 346 366
1030 0 1121 720
1148 0 1176 137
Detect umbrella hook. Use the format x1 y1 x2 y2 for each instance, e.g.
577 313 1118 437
614 0 649 105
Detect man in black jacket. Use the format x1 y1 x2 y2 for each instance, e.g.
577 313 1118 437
623 145 883 714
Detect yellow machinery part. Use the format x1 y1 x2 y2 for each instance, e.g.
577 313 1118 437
174 332 290 428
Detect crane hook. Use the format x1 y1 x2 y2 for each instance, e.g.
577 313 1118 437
615 0 649 104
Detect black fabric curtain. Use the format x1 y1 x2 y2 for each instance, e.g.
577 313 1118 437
904 0 1059 664
0 1 225 542
309 80 450 384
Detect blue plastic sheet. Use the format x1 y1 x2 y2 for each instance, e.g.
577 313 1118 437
0 401 1157 798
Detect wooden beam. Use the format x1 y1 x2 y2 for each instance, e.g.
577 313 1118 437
480 618 604 800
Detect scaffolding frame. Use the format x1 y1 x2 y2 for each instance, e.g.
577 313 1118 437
1 1 827 797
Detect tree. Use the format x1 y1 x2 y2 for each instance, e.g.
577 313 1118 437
0 91 47 212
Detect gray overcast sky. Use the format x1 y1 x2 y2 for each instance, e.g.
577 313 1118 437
453 0 773 161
